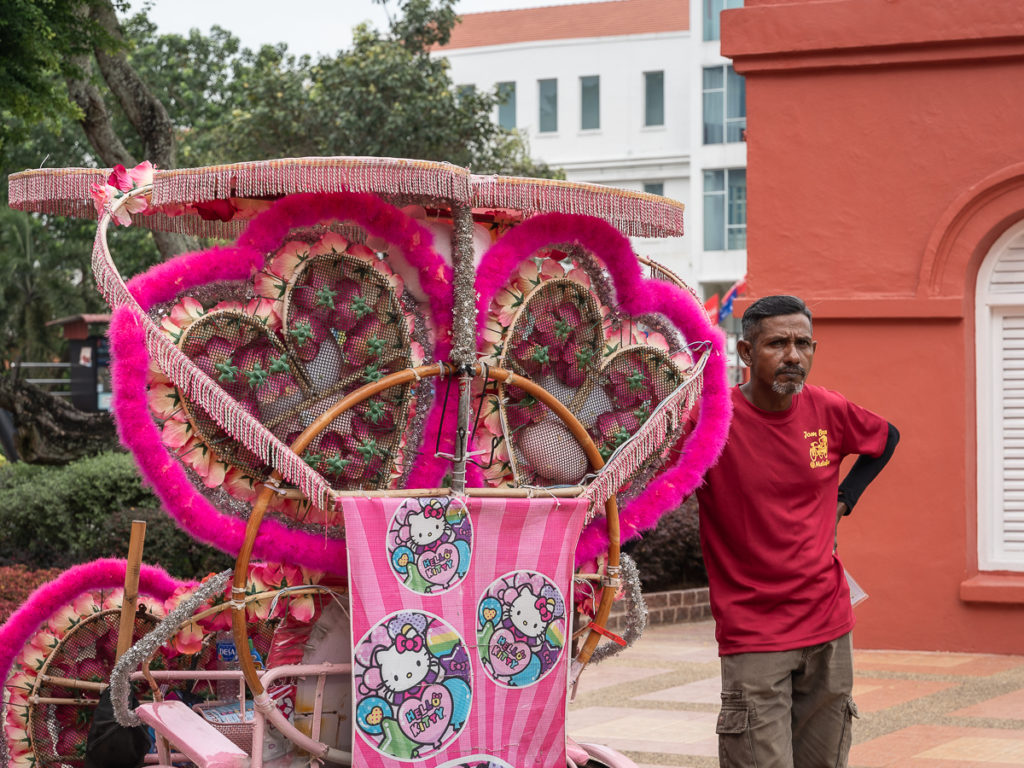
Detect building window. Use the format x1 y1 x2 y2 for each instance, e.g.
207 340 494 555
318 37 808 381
704 0 744 41
703 168 746 251
976 221 1024 572
642 182 664 196
644 71 664 127
497 81 516 130
580 75 600 130
539 78 558 133
703 65 746 144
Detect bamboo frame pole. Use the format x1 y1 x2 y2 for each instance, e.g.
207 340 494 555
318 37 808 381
115 520 147 660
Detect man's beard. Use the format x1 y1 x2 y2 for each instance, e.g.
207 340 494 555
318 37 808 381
772 379 804 395
772 366 806 395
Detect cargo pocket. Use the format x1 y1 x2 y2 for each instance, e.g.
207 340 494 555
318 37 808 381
718 689 756 768
835 696 859 768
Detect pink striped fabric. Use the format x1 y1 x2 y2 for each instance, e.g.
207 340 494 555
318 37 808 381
345 496 588 767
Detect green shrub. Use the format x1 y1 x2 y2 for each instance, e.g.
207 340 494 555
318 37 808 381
624 495 707 592
0 452 232 578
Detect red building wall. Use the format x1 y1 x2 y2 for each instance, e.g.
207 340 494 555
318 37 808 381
723 0 1024 652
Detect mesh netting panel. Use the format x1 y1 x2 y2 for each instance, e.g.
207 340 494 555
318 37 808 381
497 279 603 486
179 310 288 480
282 253 415 490
173 250 417 496
28 610 159 767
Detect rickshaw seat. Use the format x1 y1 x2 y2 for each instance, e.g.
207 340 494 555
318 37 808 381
135 700 248 768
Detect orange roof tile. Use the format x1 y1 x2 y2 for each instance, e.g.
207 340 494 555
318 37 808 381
440 0 689 50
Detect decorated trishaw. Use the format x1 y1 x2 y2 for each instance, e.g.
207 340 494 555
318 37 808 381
1 156 731 767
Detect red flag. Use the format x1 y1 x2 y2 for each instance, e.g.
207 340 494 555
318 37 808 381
719 274 748 323
703 294 720 324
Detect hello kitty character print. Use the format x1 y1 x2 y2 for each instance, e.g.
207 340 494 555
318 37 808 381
354 611 472 760
388 497 472 595
476 571 566 688
436 758 515 768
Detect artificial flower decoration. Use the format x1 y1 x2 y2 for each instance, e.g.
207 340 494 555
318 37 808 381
471 212 730 566
140 198 450 528
473 237 695 490
90 161 155 226
0 558 339 764
108 187 726 575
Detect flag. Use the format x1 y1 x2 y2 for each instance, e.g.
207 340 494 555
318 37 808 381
718 275 748 323
703 294 720 324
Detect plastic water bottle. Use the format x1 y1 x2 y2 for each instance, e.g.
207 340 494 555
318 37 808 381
215 631 240 702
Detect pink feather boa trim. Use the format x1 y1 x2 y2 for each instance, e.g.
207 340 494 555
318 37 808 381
0 559 187 686
473 212 732 564
111 193 453 575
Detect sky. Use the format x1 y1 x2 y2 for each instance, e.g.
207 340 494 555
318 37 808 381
143 0 597 58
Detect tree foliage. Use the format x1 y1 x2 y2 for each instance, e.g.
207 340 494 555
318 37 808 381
0 0 558 460
0 0 116 157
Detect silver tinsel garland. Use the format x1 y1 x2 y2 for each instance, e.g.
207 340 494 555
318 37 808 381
587 553 648 665
0 690 9 768
110 570 232 727
450 204 478 368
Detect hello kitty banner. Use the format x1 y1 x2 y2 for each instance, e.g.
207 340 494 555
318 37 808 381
343 495 589 767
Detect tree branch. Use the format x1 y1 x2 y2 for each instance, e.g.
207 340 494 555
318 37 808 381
0 375 120 464
65 53 135 168
89 0 176 170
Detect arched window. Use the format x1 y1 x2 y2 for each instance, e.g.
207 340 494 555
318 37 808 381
977 220 1024 571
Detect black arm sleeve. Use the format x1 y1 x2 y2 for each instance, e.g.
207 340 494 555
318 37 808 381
837 423 899 515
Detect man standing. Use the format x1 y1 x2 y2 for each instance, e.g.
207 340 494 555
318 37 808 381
696 295 899 767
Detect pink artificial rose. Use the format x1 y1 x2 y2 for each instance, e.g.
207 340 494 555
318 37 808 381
107 164 132 192
89 182 114 217
171 621 206 656
193 198 236 222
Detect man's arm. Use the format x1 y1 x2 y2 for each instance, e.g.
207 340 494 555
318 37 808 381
837 422 900 516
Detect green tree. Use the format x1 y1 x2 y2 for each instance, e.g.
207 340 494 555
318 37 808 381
119 0 556 175
0 0 558 462
0 0 115 158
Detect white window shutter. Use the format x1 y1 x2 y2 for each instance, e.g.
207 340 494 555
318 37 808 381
997 313 1024 560
978 223 1024 571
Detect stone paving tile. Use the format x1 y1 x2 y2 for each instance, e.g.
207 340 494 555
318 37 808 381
850 725 1024 767
950 689 1024 721
852 676 958 713
617 623 720 664
577 665 675 694
854 651 1024 677
566 707 718 757
570 619 1024 768
634 675 721 705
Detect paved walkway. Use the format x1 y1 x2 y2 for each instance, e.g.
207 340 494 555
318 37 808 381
567 620 1024 767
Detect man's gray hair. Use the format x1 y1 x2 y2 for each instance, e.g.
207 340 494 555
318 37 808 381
741 295 813 342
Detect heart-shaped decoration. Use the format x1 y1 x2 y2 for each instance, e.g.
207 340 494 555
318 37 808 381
486 628 533 678
175 241 417 490
469 212 731 567
396 683 453 746
416 543 460 587
143 193 452 529
480 254 690 488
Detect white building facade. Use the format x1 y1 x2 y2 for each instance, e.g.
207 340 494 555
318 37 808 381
437 0 747 304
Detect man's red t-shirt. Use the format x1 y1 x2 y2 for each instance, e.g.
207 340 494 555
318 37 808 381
696 384 889 655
